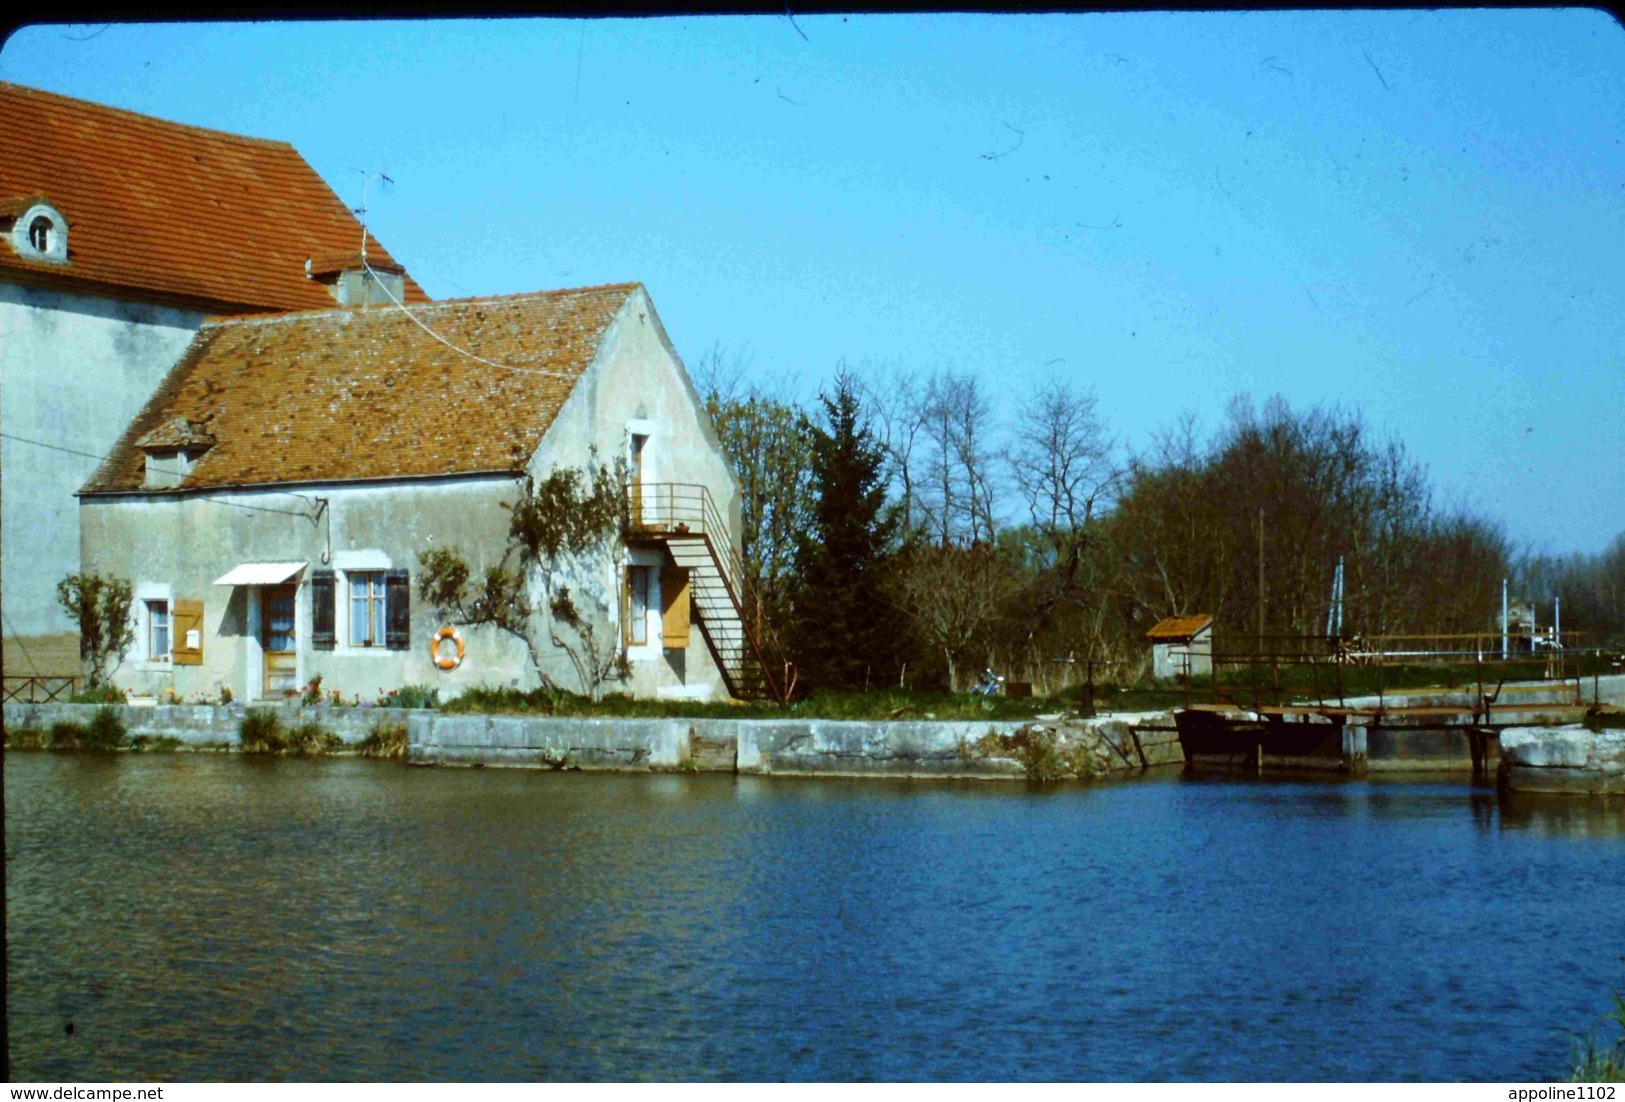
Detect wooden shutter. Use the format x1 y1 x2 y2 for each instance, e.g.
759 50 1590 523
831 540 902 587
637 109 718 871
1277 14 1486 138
660 566 690 648
172 599 205 665
384 569 410 650
310 570 336 650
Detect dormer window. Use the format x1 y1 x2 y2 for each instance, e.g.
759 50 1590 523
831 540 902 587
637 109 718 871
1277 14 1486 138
306 252 405 306
143 448 200 489
134 418 215 489
4 198 69 263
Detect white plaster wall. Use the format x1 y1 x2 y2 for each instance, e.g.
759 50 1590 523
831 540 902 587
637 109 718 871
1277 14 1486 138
527 287 741 700
0 282 206 635
80 476 533 701
74 287 745 703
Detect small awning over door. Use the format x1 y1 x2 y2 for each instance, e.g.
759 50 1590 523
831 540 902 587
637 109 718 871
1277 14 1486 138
213 562 308 587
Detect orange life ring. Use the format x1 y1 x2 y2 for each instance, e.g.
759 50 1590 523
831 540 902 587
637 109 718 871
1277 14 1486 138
431 626 465 671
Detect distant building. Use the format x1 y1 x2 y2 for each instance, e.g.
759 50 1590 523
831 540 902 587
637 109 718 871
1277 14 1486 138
0 82 426 675
1146 614 1214 679
78 283 760 703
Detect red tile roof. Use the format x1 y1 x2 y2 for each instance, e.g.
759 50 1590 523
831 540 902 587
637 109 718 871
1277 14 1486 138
0 83 428 312
1145 614 1214 640
81 284 640 495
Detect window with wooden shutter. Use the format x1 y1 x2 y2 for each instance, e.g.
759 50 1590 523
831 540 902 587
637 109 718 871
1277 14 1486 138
310 570 336 650
172 599 204 665
384 569 410 650
660 565 690 649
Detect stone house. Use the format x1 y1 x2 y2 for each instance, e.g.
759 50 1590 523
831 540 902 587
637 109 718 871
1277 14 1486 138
78 283 771 704
0 82 425 675
1146 614 1214 679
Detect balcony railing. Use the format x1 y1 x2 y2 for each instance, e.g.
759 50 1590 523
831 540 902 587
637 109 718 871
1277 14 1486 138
626 481 792 702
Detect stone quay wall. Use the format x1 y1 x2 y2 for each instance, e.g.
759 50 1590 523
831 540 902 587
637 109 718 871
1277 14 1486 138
405 711 1183 779
1499 725 1625 796
3 701 1182 780
3 701 424 746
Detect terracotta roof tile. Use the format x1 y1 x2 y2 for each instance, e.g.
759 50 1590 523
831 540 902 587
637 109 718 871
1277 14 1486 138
82 284 640 494
1145 614 1214 640
0 83 429 311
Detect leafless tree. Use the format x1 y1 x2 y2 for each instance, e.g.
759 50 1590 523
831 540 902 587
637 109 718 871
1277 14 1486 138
887 542 1023 691
861 362 930 541
918 370 999 546
692 345 816 622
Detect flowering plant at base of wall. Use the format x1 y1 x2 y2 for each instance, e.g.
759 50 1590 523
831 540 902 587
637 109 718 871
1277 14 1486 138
377 684 439 709
300 675 325 706
67 684 127 704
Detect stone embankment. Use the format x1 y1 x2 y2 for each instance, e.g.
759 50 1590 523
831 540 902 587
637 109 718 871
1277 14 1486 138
405 711 1182 779
1499 725 1625 796
1 700 1179 780
3 701 422 747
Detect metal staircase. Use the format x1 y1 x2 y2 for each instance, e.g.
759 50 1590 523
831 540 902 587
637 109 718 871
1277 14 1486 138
627 482 793 703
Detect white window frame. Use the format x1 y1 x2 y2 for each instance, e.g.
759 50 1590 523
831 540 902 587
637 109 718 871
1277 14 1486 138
11 202 68 263
333 550 394 655
623 547 664 662
133 582 174 670
147 599 171 663
347 571 388 649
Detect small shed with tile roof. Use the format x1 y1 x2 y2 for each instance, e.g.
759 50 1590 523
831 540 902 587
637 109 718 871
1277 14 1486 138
1145 614 1214 679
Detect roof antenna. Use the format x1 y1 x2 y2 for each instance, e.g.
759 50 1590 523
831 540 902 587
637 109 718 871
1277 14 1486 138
350 168 394 264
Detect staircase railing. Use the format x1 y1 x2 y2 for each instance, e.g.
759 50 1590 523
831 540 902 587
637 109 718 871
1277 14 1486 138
627 482 793 703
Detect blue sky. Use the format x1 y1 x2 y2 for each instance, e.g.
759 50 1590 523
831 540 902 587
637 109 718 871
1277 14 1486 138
3 11 1621 553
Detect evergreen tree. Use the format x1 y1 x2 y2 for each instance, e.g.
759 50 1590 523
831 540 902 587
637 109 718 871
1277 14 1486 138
791 369 899 689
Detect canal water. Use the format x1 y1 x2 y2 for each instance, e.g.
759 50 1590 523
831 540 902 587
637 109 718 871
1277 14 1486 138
7 753 1624 1081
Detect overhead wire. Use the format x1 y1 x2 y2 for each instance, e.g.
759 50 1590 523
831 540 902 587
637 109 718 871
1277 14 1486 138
360 257 585 381
0 432 323 520
6 177 572 539
351 176 583 382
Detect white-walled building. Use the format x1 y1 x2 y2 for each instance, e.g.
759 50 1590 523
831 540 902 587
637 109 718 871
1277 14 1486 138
0 82 425 675
1146 614 1214 680
78 283 768 703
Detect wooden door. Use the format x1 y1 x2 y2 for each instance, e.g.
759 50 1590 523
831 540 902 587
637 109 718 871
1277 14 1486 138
261 586 297 697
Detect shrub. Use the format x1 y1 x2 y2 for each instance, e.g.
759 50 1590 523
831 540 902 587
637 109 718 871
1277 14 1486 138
68 685 125 704
47 721 87 750
357 722 408 760
218 684 234 705
288 721 341 755
445 683 562 715
300 675 325 706
6 728 47 750
56 572 135 687
129 734 185 753
82 706 128 750
238 709 288 754
974 726 1072 782
379 684 440 710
